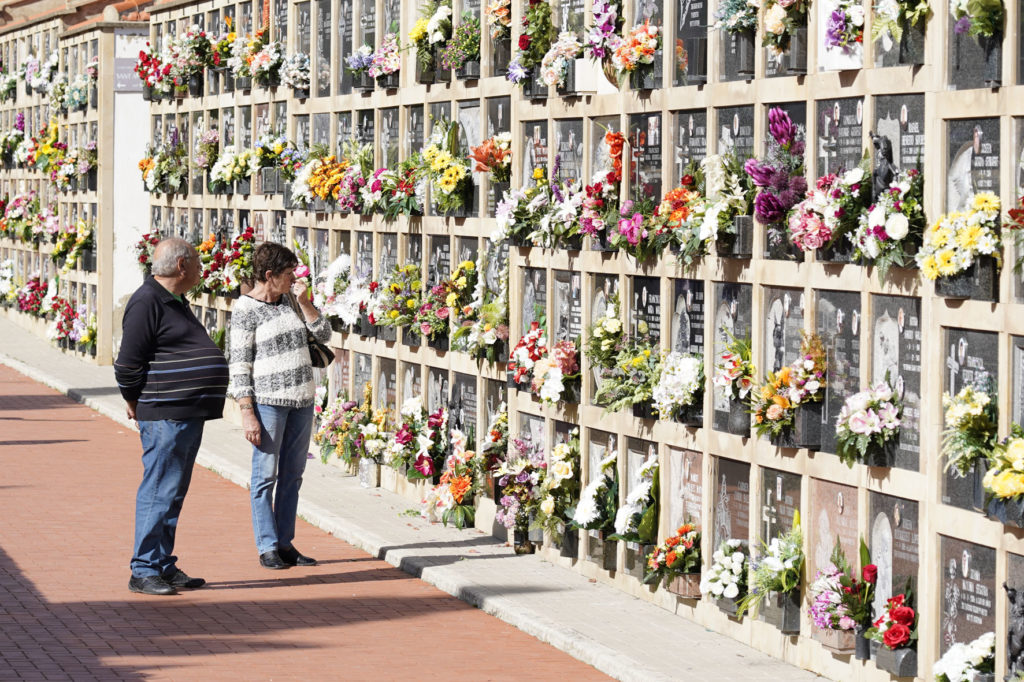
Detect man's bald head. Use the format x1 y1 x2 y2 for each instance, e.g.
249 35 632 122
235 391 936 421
151 238 197 277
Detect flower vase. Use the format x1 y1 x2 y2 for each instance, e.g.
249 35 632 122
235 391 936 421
934 256 998 302
236 177 251 196
667 573 701 598
973 459 989 513
377 324 397 343
357 313 376 339
629 65 656 90
456 60 480 80
492 37 511 75
560 376 582 405
875 647 916 677
292 86 310 99
980 33 1002 87
235 75 252 90
355 71 375 93
358 457 381 488
523 67 548 100
632 399 657 420
378 72 399 89
188 72 204 97
720 396 751 436
416 54 436 84
674 402 703 428
261 70 282 88
716 597 741 617
863 438 898 468
815 627 856 654
816 237 854 264
736 30 756 77
402 327 421 347
67 176 77 192
260 167 279 195
770 401 822 449
174 86 187 100
971 674 995 682
718 215 753 258
855 625 872 660
557 528 579 559
89 84 98 108
985 496 1024 527
761 590 801 634
329 317 349 334
556 59 577 97
513 529 536 554
527 514 544 544
591 229 616 252
897 23 926 65
786 27 808 75
427 330 449 352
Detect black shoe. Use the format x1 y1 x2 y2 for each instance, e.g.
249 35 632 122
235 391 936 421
164 569 206 589
259 550 290 570
279 545 317 566
129 575 177 596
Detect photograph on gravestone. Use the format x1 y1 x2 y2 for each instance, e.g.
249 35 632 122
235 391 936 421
817 0 863 71
713 457 750 549
378 358 397 409
762 286 805 374
940 536 996 654
631 276 661 344
873 95 925 173
947 118 1000 212
672 110 708 185
428 367 450 414
671 279 705 355
868 493 920 619
809 479 859 581
552 270 582 343
519 412 547 459
402 362 422 403
817 290 861 454
381 108 399 167
554 119 585 184
523 120 549 186
816 98 864 176
522 267 548 334
715 106 755 158
316 0 332 97
629 112 663 203
1013 337 1024 426
872 295 923 471
760 468 801 541
674 0 708 85
428 236 452 288
353 352 372 403
669 448 702 529
942 328 998 509
451 372 478 439
712 282 753 432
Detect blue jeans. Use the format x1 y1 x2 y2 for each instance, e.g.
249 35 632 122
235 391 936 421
250 404 314 554
132 419 205 578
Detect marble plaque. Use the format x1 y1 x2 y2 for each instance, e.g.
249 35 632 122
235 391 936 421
519 412 547 459
428 236 451 288
272 211 287 246
629 113 663 202
816 98 864 176
671 279 705 355
523 120 549 187
274 0 288 40
947 118 1001 212
407 234 422 268
948 19 1000 90
356 110 374 146
817 0 863 71
810 479 859 581
522 268 547 334
668 447 702 529
353 352 372 403
407 105 425 157
631 276 661 344
487 97 511 138
712 282 752 431
591 275 621 396
940 536 996 654
316 0 331 96
674 0 708 85
872 295 923 471
355 232 374 282
874 95 925 172
672 110 708 185
378 358 396 410
716 105 755 158
627 437 657 497
942 328 999 509
1013 336 1024 426
485 239 509 298
817 290 860 454
451 372 478 440
554 119 584 184
869 492 920 618
427 367 449 414
1010 553 1024 676
401 362 422 403
588 428 618 484
762 286 805 374
430 103 451 132
293 227 309 259
381 107 398 167
590 116 621 179
377 234 399 342
456 237 478 266
556 0 585 32
312 229 330 280
712 457 750 549
554 420 576 445
312 110 331 146
760 468 801 543
553 270 583 343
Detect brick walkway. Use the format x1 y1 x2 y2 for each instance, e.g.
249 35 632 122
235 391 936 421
0 364 608 681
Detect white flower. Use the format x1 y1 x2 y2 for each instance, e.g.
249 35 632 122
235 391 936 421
842 167 865 185
722 583 739 599
868 204 886 229
848 5 865 26
540 496 555 516
885 213 909 240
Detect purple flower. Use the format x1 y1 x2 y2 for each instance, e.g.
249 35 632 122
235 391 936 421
790 139 805 157
15 112 24 132
789 175 808 196
954 16 972 34
744 159 775 187
824 10 847 48
507 59 527 83
767 107 795 147
754 192 785 224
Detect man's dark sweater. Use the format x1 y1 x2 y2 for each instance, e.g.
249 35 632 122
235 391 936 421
114 277 229 421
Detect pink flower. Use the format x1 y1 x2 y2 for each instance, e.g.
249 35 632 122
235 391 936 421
294 265 310 279
413 453 435 476
420 323 432 335
436 307 449 319
617 212 645 245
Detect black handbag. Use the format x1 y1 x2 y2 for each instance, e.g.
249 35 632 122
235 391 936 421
288 294 334 368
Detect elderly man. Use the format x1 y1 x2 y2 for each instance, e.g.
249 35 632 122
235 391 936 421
115 238 229 595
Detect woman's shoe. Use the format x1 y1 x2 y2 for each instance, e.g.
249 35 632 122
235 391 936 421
259 550 290 569
279 545 317 566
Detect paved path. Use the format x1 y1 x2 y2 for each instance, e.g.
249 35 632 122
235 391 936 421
0 316 822 681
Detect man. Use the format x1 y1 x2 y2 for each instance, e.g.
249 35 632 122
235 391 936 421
115 238 229 595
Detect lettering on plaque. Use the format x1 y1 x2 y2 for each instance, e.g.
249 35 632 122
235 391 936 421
874 95 925 172
716 106 754 158
940 536 996 654
872 295 922 470
816 97 864 176
712 282 752 430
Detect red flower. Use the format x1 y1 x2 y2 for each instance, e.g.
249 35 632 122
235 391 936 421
890 606 915 627
369 280 379 293
862 564 877 583
882 623 911 649
518 34 531 50
681 174 694 187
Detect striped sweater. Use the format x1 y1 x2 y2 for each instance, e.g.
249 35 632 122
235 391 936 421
114 277 229 421
228 294 331 408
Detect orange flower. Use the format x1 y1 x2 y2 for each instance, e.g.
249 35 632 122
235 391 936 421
666 536 679 548
772 394 791 409
677 524 693 535
665 551 678 566
448 475 472 503
138 157 154 179
198 234 216 253
777 366 792 385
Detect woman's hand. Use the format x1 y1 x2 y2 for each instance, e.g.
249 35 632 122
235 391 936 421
291 279 310 303
243 410 262 447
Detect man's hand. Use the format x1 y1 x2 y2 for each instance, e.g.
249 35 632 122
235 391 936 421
125 400 137 420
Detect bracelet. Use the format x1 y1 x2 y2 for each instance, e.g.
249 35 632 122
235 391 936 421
239 404 254 411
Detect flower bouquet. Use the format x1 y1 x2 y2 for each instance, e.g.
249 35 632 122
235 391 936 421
507 0 556 94
763 0 809 67
595 339 661 416
315 387 388 466
611 455 659 554
917 192 1001 301
750 331 826 447
823 0 865 56
871 0 930 63
372 263 422 329
584 0 625 84
655 173 709 268
835 378 903 468
652 352 704 425
608 197 677 261
281 52 311 95
451 243 510 362
529 162 585 248
508 321 548 385
409 0 453 82
701 154 757 257
746 107 807 259
441 14 482 79
16 274 47 316
789 164 871 262
571 449 619 568
493 172 549 245
531 430 582 548
345 44 375 90
480 405 509 486
612 20 660 88
808 539 876 656
700 539 748 615
982 429 1024 526
423 118 473 216
423 429 486 529
584 294 624 374
61 220 95 274
385 398 449 481
369 31 402 86
644 523 701 596
933 632 995 682
865 593 918 677
942 380 997 482
133 232 161 273
540 31 582 91
486 0 513 43
712 333 755 435
738 515 804 632
313 254 364 328
494 437 546 551
470 132 512 185
851 167 925 281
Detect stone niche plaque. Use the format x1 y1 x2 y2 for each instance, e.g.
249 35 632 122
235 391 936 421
872 295 922 471
355 231 374 282
521 268 547 334
762 286 805 374
631 276 661 344
482 378 507 463
407 105 425 157
948 15 1002 90
377 358 396 409
555 0 585 33
630 113 663 203
591 275 620 398
716 106 755 159
942 328 998 509
940 536 996 654
712 457 750 550
817 0 863 71
428 236 451 288
519 412 547 459
810 479 859 581
674 0 708 85
673 110 708 184
671 279 705 355
1010 553 1024 678
874 94 926 172
456 237 478 267
554 419 576 445
947 118 1001 212
407 234 422 267
427 367 449 414
712 282 752 433
484 239 509 299
552 270 582 343
1013 336 1024 425
624 437 659 575
554 119 584 184
353 352 372 403
381 107 399 167
817 290 861 454
760 468 801 542
450 372 478 441
588 428 618 484
669 447 702 529
869 492 920 618
377 233 399 342
523 120 549 187
401 362 422 402
816 98 864 176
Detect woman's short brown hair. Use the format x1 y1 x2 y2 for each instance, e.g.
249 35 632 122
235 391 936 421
253 242 299 282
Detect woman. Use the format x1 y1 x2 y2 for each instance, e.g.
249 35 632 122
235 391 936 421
229 242 331 569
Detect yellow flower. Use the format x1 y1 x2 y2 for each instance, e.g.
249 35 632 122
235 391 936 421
456 277 467 288
409 18 429 42
929 226 952 248
971 192 1000 213
423 145 439 162
273 143 284 154
936 249 957 276
532 167 545 180
921 254 939 280
460 261 474 271
446 293 458 307
406 299 416 308
389 309 400 319
956 224 982 250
